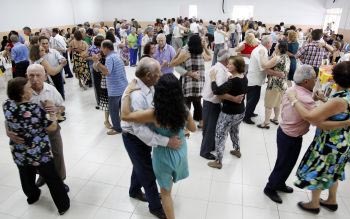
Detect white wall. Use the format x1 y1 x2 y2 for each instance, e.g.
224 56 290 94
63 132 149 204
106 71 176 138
0 0 103 32
325 0 350 29
102 0 326 26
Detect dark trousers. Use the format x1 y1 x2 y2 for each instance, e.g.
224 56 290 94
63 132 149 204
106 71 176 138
166 34 172 45
129 48 138 66
122 133 162 211
266 127 303 190
108 96 122 132
185 96 202 121
62 52 73 77
13 60 29 78
17 161 70 212
269 43 277 56
200 100 221 156
51 73 65 100
244 85 261 119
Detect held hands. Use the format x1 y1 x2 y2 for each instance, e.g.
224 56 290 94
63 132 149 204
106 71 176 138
209 69 217 81
314 90 327 102
92 54 101 63
167 135 182 150
286 90 298 102
40 100 57 114
59 59 67 66
189 71 200 80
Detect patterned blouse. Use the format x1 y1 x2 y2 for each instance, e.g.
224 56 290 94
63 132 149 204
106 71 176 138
266 54 290 92
181 52 205 97
3 100 53 166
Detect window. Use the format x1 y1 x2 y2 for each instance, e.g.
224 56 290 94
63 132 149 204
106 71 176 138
232 5 254 20
323 8 342 34
189 5 197 18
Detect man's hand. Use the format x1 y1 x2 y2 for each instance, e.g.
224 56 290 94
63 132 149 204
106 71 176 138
231 94 245 103
92 54 101 63
167 135 182 150
275 71 285 78
7 130 25 144
187 71 200 80
124 79 140 96
314 90 327 102
40 100 57 114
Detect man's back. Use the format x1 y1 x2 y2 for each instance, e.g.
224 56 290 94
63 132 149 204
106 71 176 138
105 52 128 96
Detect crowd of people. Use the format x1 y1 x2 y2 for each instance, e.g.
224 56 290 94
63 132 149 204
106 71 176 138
1 16 350 219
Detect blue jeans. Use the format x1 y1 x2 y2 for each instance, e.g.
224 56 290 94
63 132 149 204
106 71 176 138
108 96 122 132
129 48 138 66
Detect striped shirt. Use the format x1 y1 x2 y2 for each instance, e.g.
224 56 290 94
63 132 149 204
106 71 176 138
105 51 128 96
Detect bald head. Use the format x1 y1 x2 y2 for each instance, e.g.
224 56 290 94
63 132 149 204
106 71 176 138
27 64 45 75
26 64 46 92
135 57 161 86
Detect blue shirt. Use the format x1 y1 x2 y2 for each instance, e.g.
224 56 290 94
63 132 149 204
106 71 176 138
153 44 176 74
105 51 128 96
137 33 143 46
11 42 29 63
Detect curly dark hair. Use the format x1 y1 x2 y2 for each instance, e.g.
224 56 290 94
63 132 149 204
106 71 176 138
153 74 187 133
188 34 203 55
333 61 350 88
7 77 28 102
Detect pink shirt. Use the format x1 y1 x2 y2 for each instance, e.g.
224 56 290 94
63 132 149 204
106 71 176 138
280 85 316 137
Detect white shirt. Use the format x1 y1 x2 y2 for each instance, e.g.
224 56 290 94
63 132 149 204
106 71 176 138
173 25 182 38
236 23 242 33
214 30 225 44
52 34 67 53
190 23 199 34
141 35 151 47
31 82 64 107
44 48 65 67
229 23 236 34
164 24 170 35
121 78 169 147
202 62 229 103
247 44 268 86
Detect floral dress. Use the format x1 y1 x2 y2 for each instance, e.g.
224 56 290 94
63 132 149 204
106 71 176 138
3 100 53 166
70 40 91 85
266 54 290 92
295 90 350 190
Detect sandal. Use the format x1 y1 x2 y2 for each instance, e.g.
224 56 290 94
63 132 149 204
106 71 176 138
270 119 279 125
257 123 270 129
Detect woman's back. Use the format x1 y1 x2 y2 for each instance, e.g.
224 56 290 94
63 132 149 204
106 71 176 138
3 100 52 166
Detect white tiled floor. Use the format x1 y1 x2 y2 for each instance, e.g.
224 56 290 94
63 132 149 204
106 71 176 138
0 64 350 219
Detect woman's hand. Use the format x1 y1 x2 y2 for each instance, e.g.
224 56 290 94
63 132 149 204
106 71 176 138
209 69 217 81
124 79 140 96
286 89 298 102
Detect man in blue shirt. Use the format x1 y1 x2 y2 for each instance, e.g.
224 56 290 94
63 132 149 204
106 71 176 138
153 34 176 74
93 40 128 135
10 34 29 78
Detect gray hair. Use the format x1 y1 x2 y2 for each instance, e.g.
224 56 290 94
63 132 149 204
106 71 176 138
293 64 315 84
145 26 153 34
217 49 230 62
156 33 166 40
135 57 159 78
261 35 272 46
10 34 19 43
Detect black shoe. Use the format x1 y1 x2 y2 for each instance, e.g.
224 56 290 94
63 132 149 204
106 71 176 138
59 205 70 215
36 177 45 187
65 75 73 78
150 209 166 219
200 154 216 160
264 187 282 204
277 185 293 193
130 192 147 202
243 118 255 125
320 199 338 211
27 189 41 204
297 202 320 214
252 113 258 117
64 184 70 193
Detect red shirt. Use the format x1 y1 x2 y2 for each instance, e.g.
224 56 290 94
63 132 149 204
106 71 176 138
241 43 258 55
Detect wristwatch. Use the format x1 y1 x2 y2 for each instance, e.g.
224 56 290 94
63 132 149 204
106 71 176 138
291 99 298 107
